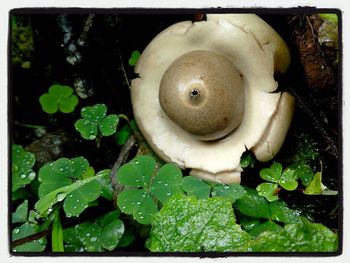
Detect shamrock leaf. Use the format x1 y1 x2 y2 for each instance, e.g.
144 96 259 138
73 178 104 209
75 104 119 140
211 183 246 203
150 163 183 203
35 157 101 218
259 163 282 183
256 182 279 202
12 145 36 192
181 176 211 199
39 84 78 114
116 155 185 224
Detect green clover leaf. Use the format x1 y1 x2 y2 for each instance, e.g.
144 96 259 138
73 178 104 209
181 176 211 199
75 104 119 140
258 163 298 201
39 84 78 114
116 155 185 224
256 182 279 202
211 183 246 203
12 144 36 192
35 157 101 218
150 163 183 203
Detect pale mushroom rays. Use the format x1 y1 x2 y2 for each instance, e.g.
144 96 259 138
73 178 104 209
130 14 295 184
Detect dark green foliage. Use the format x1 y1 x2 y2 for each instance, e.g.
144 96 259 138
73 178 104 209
63 210 127 252
12 144 36 192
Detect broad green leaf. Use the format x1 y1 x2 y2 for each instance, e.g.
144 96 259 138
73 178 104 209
52 209 64 252
304 172 326 195
12 145 36 191
35 176 97 217
81 103 107 123
12 223 47 252
291 164 314 187
150 163 184 203
235 188 270 219
251 218 338 252
256 182 279 202
72 222 103 252
74 118 98 140
279 167 298 190
96 210 121 227
99 114 119 136
150 195 250 252
269 200 301 224
249 220 283 237
12 200 28 223
117 189 158 224
212 183 246 203
117 155 155 187
181 176 211 199
38 157 89 197
117 229 135 248
63 179 102 217
101 220 125 251
236 211 261 231
96 169 113 200
59 94 78 113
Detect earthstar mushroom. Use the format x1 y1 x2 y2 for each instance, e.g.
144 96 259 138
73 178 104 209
130 14 295 184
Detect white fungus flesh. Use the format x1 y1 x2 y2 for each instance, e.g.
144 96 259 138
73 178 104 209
131 14 293 184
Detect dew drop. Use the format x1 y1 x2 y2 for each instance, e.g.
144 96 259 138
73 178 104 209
164 183 168 186
13 228 20 234
212 191 217 196
28 171 36 180
38 239 44 245
86 233 91 237
90 236 97 243
56 193 66 202
66 213 72 218
139 216 144 219
224 185 230 190
89 135 96 140
20 174 26 179
141 194 146 198
166 192 172 196
122 206 126 210
136 201 141 205
134 160 139 165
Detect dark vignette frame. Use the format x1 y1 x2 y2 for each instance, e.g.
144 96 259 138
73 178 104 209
7 6 343 258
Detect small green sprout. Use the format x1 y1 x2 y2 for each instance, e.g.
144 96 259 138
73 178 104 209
256 163 298 202
75 103 119 140
39 84 79 114
12 144 36 192
240 151 255 168
128 50 140 66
